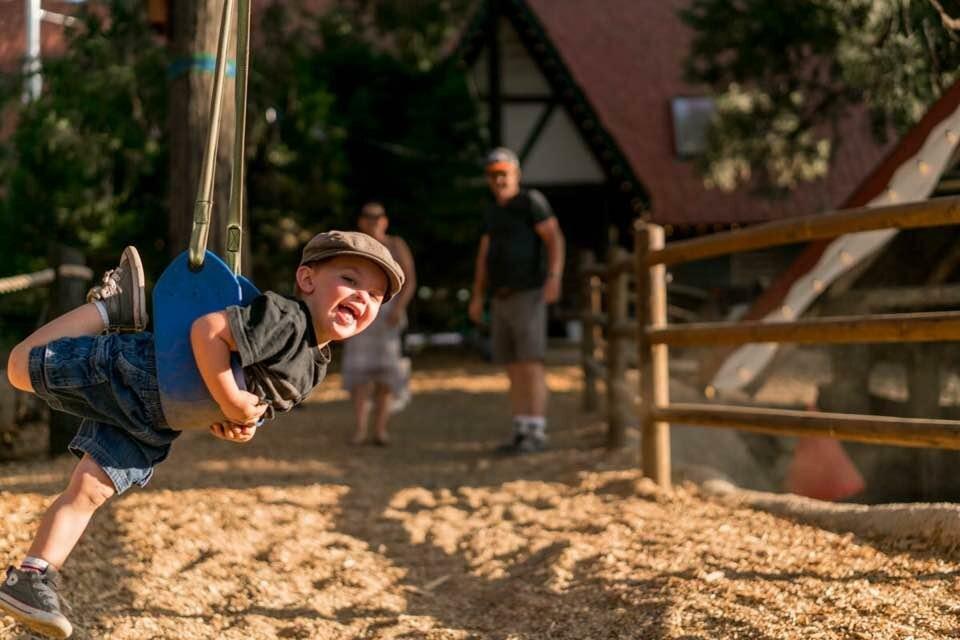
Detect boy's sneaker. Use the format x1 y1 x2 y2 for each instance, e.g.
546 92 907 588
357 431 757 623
86 245 148 332
0 566 73 638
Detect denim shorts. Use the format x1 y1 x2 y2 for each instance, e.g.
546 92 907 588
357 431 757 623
28 332 179 494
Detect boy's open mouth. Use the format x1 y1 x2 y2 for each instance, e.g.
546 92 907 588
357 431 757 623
336 303 360 324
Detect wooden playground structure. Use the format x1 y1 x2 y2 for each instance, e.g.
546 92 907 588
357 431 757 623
581 195 960 488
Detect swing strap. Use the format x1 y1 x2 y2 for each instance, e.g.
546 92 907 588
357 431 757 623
188 0 251 272
225 0 251 275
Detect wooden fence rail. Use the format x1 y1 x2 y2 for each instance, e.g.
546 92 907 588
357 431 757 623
0 248 92 457
577 194 960 489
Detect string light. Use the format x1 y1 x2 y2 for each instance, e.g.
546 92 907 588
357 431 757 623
947 129 959 145
918 160 931 175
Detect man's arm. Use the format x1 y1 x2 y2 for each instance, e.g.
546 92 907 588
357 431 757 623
387 237 417 325
468 234 490 324
535 217 565 303
190 310 267 427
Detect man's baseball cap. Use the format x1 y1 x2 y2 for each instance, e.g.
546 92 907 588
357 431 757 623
300 230 405 301
485 147 519 172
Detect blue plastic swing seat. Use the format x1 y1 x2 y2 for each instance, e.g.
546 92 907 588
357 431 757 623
153 249 260 431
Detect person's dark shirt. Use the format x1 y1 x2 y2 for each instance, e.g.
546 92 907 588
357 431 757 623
483 188 554 292
226 291 330 419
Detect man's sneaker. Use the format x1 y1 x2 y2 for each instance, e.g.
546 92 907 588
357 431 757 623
495 433 547 455
0 566 72 639
495 431 527 455
517 434 548 453
86 245 148 332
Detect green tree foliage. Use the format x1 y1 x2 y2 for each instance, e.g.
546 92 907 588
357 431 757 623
681 0 960 194
0 1 166 346
0 1 168 278
0 0 482 331
248 1 484 299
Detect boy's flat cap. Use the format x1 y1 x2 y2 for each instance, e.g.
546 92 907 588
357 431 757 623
300 230 405 301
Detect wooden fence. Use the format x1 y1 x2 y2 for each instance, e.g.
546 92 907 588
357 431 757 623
0 247 92 457
581 195 960 489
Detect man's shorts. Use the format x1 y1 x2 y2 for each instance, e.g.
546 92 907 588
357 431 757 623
490 287 547 364
28 332 179 494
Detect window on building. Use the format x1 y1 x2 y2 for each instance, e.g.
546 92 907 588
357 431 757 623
670 96 715 159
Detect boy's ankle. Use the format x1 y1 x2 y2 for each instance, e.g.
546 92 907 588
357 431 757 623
19 556 49 574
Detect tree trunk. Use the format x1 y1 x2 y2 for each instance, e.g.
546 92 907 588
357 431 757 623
48 246 87 457
167 0 235 258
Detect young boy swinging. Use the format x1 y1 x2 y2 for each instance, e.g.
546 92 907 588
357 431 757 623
0 230 404 639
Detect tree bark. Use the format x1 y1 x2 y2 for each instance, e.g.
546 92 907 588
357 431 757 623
48 246 87 457
167 0 235 258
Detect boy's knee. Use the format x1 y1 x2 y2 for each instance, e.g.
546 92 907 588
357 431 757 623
6 343 34 392
66 458 116 510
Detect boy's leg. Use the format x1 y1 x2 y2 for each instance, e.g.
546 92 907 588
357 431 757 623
6 246 148 393
26 454 116 568
0 454 114 639
6 305 105 392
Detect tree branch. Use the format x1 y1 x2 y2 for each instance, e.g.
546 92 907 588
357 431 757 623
928 0 960 31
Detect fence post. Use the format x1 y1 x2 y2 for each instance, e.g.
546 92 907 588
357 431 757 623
635 222 671 487
48 245 88 457
606 246 629 449
910 343 944 498
580 250 600 412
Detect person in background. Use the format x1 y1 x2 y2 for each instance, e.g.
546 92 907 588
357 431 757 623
469 147 565 454
342 202 417 446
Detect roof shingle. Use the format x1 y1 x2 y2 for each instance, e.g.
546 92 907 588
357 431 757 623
525 0 893 224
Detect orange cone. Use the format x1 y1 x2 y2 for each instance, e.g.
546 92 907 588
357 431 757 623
785 437 865 501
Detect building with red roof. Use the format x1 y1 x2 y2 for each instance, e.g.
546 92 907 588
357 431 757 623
458 0 893 251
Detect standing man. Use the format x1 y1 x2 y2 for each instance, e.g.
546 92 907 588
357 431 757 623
469 147 565 453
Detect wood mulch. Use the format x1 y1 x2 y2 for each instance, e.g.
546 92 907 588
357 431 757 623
0 350 958 639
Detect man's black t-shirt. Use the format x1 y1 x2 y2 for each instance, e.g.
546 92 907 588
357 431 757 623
483 189 554 293
226 291 330 419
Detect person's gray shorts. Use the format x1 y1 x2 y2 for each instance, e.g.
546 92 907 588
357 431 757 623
490 287 546 364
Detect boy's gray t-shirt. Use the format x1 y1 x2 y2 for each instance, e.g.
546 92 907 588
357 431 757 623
226 291 330 419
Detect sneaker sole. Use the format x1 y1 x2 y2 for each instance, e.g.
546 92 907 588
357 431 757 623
0 590 72 638
122 246 148 331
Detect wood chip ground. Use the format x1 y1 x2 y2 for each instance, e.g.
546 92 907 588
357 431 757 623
0 352 958 639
